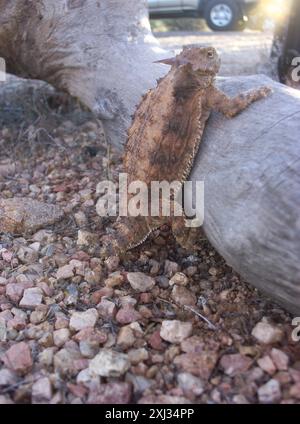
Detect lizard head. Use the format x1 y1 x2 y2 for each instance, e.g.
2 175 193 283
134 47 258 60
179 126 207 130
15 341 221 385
156 46 221 78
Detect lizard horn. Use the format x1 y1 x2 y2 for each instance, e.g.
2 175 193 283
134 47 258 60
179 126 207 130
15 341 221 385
154 57 178 66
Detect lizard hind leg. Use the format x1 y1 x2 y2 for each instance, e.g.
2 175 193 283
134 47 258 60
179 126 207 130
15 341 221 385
100 216 151 258
171 215 204 252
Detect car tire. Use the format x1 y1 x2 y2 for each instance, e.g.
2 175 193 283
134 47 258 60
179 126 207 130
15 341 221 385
205 0 244 31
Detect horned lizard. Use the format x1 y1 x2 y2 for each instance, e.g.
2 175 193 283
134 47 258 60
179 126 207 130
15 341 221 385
101 46 271 257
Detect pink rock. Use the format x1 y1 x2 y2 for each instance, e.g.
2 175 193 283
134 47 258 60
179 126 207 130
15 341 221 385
55 315 69 330
220 354 252 376
67 383 88 399
257 355 276 375
171 285 196 307
97 298 116 319
90 287 113 304
7 317 26 331
73 327 107 344
37 282 53 297
56 264 75 280
148 330 164 351
181 336 218 353
19 287 43 309
3 342 33 374
274 371 291 385
116 307 142 324
32 377 52 402
290 368 300 383
139 293 152 304
174 352 218 380
289 383 300 399
6 282 32 303
1 250 13 263
73 359 89 371
87 382 132 404
270 348 289 371
71 251 90 262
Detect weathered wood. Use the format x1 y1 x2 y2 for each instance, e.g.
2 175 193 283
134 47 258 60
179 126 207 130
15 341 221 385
190 75 300 314
0 0 167 147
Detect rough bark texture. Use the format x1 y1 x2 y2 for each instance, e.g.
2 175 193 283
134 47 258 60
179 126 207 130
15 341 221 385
190 75 300 314
0 0 167 147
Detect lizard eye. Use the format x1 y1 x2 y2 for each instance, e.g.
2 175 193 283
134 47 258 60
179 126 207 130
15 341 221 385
207 51 214 58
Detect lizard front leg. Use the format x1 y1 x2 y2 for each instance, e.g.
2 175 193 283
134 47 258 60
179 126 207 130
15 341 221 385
208 86 272 118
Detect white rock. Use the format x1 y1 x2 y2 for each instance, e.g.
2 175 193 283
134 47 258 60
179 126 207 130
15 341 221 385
258 379 281 404
76 368 93 385
69 308 98 331
127 272 155 292
53 328 70 347
177 372 204 397
251 319 284 344
160 320 193 344
89 349 130 377
32 377 52 402
0 369 17 387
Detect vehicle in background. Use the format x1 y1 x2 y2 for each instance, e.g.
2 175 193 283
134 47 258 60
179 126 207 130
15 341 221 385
148 0 260 31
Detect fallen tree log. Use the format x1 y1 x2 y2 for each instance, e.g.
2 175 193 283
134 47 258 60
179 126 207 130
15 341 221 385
0 0 167 147
190 75 300 314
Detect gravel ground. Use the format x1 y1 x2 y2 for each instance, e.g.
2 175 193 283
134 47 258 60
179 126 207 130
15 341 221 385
0 32 299 404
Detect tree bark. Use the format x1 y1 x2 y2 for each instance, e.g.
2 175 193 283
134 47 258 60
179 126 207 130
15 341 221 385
190 74 300 314
0 0 168 147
